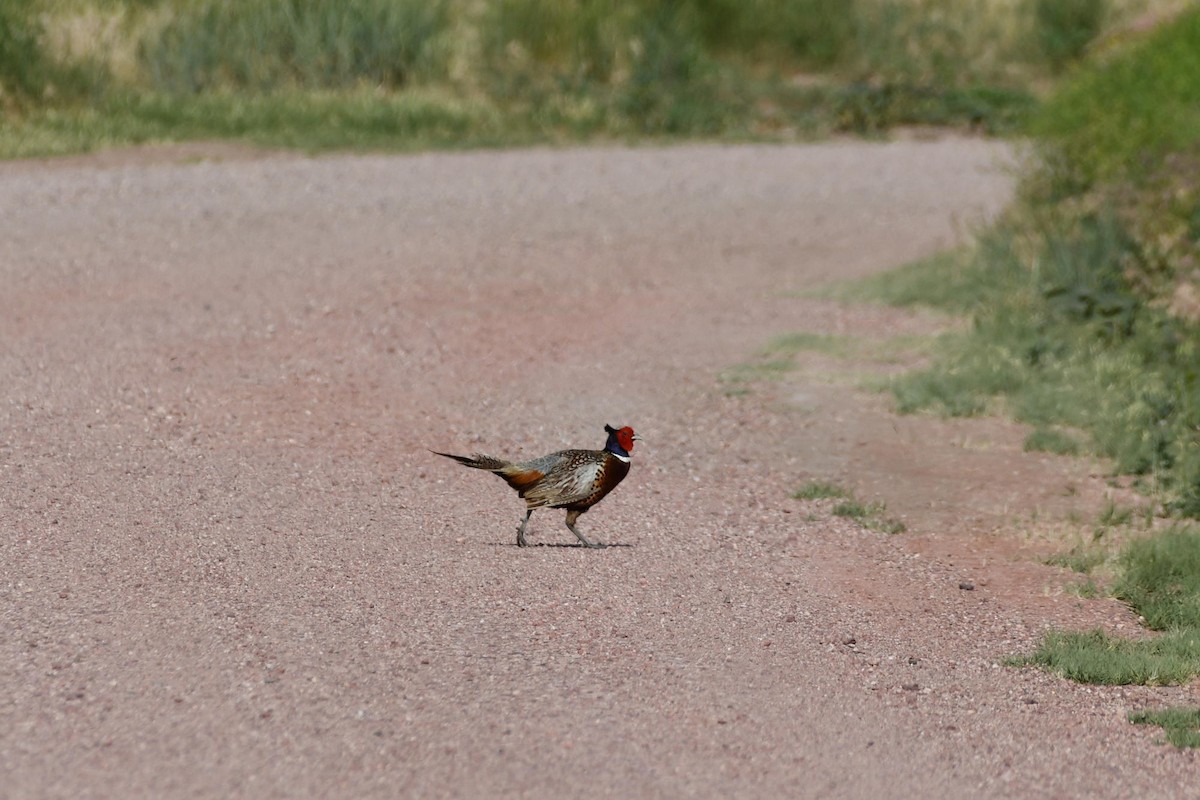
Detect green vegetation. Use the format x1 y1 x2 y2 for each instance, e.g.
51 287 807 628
1129 707 1200 747
792 481 850 501
1013 526 1200 692
830 496 905 534
792 480 906 533
1043 545 1106 574
0 0 1159 157
142 0 450 93
1011 628 1200 686
864 209 1200 515
1024 427 1082 456
816 7 1200 738
1114 527 1200 630
1031 5 1200 188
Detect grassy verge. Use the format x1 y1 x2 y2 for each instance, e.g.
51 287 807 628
1012 528 1200 686
827 7 1200 745
0 0 1161 158
1129 708 1200 748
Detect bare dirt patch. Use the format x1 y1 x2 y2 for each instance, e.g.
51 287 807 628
2 139 1197 798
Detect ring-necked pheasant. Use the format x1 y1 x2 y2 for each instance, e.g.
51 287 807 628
432 424 642 548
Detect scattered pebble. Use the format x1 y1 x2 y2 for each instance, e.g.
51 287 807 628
959 581 975 591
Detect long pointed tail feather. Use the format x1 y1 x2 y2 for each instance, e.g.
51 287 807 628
431 449 545 496
430 450 511 471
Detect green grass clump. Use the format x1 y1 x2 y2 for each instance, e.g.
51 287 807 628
792 481 850 500
1114 527 1200 631
1016 527 1200 691
1024 427 1082 456
1012 628 1200 686
0 4 104 113
827 247 1013 314
1130 707 1200 748
792 481 905 533
1043 547 1106 574
0 88 503 158
832 498 907 534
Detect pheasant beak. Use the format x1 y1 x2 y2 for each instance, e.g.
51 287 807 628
632 433 644 442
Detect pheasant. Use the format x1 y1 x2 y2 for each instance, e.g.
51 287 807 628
432 424 642 548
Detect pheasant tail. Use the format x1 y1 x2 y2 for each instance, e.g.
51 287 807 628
430 450 545 493
430 450 508 471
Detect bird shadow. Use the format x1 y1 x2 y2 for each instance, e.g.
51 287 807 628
488 541 633 549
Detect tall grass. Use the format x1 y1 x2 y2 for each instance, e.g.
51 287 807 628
866 8 1200 517
878 217 1200 512
1031 5 1200 189
0 3 104 113
140 0 452 93
9 0 1147 155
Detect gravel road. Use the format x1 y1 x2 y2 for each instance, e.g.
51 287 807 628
3 139 1197 798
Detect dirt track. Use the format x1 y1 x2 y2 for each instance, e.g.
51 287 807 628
3 139 1198 798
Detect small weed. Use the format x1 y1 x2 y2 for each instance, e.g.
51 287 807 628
832 500 872 519
832 497 906 534
1097 500 1134 529
874 516 908 535
718 357 795 388
1129 707 1200 748
792 481 850 500
1043 547 1106 574
767 332 855 358
1067 579 1101 598
1024 427 1082 456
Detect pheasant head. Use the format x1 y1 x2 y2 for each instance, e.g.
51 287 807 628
603 424 642 461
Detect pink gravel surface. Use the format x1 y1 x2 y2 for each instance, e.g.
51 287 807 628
2 139 1197 798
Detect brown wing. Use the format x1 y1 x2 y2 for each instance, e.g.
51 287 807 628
520 450 606 510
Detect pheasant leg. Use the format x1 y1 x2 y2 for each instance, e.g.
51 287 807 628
565 510 605 549
516 509 532 547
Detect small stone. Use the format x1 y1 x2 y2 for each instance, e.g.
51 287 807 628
842 635 856 646
959 581 975 591
785 614 796 623
902 682 920 692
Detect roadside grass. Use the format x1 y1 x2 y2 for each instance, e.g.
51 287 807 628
1030 4 1200 189
1023 427 1082 456
792 481 906 534
1010 628 1200 686
822 12 1200 741
718 327 934 398
822 248 986 313
842 213 1200 517
6 0 1171 157
0 88 509 158
1129 708 1200 748
1011 526 1200 692
1043 546 1106 574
